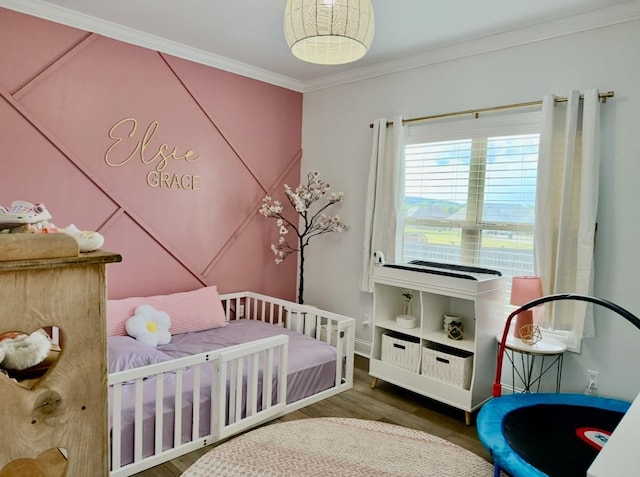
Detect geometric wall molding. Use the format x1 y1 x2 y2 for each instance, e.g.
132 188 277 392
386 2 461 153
0 7 302 300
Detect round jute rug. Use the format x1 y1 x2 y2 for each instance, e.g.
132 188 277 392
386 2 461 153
183 417 495 476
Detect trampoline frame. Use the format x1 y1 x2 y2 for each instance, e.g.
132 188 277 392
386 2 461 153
479 293 640 477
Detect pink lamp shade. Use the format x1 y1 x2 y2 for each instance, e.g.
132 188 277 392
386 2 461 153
510 276 543 339
511 276 543 306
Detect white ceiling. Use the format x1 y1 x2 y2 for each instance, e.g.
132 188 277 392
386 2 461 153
1 0 637 91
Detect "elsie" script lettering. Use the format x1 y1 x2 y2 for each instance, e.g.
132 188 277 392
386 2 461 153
104 117 201 190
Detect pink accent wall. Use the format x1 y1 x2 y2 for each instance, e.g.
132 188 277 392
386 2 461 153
0 8 302 300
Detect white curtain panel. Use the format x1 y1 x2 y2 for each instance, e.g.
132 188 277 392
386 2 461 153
535 89 601 341
360 117 405 293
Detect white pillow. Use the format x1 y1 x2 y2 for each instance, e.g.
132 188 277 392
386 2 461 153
125 304 171 347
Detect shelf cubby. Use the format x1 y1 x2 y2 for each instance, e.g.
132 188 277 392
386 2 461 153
369 262 505 424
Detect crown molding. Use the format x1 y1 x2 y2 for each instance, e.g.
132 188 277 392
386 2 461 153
301 1 640 92
1 0 638 94
0 0 306 92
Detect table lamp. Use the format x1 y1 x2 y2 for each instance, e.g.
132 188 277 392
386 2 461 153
510 276 543 339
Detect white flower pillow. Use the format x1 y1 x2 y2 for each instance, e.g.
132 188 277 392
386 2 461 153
125 304 172 347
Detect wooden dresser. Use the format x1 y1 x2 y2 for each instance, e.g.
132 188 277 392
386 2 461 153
0 239 121 476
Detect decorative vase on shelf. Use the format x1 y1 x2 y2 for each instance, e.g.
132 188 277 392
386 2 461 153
396 289 416 329
400 289 413 316
447 321 464 340
401 299 412 317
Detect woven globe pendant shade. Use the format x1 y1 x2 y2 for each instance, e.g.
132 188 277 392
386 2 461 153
284 0 375 65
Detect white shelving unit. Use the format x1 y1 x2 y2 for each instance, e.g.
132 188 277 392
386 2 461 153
369 262 505 425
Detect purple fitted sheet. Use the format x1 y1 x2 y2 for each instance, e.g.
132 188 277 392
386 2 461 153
109 319 337 468
159 319 337 398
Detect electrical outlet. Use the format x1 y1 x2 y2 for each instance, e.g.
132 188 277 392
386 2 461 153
587 369 599 390
238 304 245 318
363 313 371 327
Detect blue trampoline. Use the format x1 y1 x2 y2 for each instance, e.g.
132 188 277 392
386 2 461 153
477 294 640 477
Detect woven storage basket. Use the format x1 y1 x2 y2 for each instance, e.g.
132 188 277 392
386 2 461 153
381 332 421 373
421 342 473 390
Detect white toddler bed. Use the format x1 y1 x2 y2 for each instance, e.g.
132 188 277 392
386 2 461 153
107 289 355 477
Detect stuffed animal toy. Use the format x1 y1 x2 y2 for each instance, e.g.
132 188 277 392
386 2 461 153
61 224 105 252
0 200 105 252
0 331 51 371
126 304 172 347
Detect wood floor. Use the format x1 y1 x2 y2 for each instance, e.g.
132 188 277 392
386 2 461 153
133 355 493 476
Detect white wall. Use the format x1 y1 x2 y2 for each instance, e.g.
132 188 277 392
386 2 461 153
300 19 640 401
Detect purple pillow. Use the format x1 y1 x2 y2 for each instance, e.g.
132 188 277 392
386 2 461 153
108 336 172 373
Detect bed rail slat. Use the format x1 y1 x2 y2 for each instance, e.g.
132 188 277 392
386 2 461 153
278 342 288 402
210 361 219 440
264 348 274 409
192 364 202 441
233 359 244 423
217 355 228 439
247 296 253 320
154 373 164 455
134 379 144 463
111 383 123 470
247 352 259 417
267 301 274 324
174 370 184 449
278 303 284 325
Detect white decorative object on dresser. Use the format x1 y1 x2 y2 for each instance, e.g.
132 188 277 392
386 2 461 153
369 261 505 425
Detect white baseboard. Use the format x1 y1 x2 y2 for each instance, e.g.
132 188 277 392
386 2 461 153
354 338 371 358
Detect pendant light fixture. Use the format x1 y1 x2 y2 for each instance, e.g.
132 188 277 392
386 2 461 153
284 0 375 65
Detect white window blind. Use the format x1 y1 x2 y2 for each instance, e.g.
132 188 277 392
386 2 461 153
402 112 541 302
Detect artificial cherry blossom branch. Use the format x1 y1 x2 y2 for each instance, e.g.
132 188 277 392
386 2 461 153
259 171 349 303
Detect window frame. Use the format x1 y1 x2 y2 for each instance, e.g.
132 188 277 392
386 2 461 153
403 135 538 265
402 111 550 323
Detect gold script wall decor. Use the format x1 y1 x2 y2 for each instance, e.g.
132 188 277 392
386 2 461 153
105 117 201 190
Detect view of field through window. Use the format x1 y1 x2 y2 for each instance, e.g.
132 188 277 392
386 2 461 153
402 133 540 302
